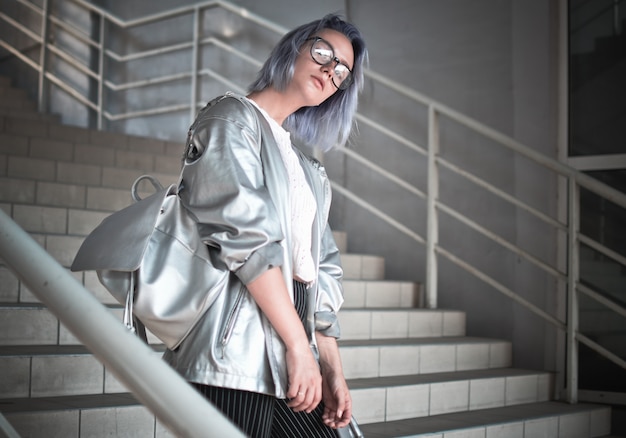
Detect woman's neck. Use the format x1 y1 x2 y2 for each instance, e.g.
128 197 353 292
247 88 302 126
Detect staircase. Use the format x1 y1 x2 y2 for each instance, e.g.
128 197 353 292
0 75 617 437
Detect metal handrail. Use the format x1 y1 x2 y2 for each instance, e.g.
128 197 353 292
1 0 625 414
0 211 245 438
580 233 626 267
0 412 20 438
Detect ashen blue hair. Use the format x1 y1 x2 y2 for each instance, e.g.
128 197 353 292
248 14 368 152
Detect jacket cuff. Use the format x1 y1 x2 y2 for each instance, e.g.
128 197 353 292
315 311 341 338
235 242 284 285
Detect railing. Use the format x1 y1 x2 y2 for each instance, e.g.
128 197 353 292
1 0 625 418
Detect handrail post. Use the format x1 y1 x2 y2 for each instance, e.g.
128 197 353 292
37 0 49 113
189 6 201 123
425 105 439 309
565 176 580 403
97 12 105 130
555 0 570 403
0 211 246 437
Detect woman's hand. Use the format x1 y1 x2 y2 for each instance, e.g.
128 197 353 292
320 366 352 428
246 267 322 413
316 332 352 429
285 344 323 413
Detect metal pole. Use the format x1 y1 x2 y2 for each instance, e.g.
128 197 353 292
425 105 439 309
189 6 201 124
0 412 20 438
565 177 580 403
97 13 105 131
37 0 49 113
555 0 570 402
0 210 245 438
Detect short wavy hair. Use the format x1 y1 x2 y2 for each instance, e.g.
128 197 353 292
248 14 368 151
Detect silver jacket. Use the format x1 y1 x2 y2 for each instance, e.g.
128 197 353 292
162 93 344 398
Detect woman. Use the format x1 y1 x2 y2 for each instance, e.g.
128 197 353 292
163 14 368 437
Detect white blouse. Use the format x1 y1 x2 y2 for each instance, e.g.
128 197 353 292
248 99 317 284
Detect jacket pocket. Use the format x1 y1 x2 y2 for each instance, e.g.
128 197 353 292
219 285 246 357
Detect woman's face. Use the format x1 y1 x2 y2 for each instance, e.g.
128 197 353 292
290 28 354 106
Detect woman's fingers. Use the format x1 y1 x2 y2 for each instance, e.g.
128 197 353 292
285 347 322 412
287 383 322 412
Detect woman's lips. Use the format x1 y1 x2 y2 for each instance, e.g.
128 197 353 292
312 75 325 91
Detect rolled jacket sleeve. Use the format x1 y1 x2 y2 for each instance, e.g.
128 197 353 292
179 96 284 285
314 217 344 339
296 155 345 339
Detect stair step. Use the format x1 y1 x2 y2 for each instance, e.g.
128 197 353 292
0 264 115 306
0 113 182 155
2 204 113 237
0 304 124 346
0 95 36 111
341 253 385 280
342 279 421 308
339 337 511 379
0 345 164 399
0 177 142 212
0 132 182 174
3 203 128 237
0 107 60 122
358 401 612 437
0 86 27 99
339 308 465 340
0 393 174 438
348 368 554 424
0 154 179 190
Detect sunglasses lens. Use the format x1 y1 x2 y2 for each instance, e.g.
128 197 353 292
311 40 333 65
334 65 352 89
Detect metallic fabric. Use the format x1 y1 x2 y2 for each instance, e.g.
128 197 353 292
163 93 344 398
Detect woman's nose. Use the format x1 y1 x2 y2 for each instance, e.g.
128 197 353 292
320 64 333 78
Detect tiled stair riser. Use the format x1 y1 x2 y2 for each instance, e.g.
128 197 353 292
0 306 123 346
0 114 182 155
0 351 161 399
4 403 611 438
5 405 171 438
352 372 554 424
342 280 421 308
2 154 179 192
340 339 511 379
360 403 612 438
341 253 385 280
339 309 466 340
